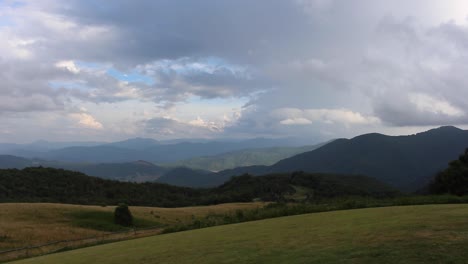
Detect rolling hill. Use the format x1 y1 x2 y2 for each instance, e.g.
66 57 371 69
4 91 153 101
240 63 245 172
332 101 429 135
0 167 397 206
215 126 468 191
0 202 262 254
0 156 169 182
156 167 218 188
165 143 326 172
58 160 169 182
13 204 468 264
0 155 32 169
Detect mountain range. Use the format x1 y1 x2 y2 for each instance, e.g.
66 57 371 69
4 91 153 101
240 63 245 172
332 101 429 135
0 157 170 182
165 143 326 172
1 126 467 192
0 142 321 184
210 126 468 191
0 137 305 163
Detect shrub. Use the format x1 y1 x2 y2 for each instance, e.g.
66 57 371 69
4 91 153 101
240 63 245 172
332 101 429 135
114 203 133 227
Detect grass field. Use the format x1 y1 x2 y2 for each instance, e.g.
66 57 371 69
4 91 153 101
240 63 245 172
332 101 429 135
0 202 263 251
10 204 468 264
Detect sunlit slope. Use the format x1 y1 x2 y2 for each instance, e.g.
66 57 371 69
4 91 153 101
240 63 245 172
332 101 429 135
13 204 468 264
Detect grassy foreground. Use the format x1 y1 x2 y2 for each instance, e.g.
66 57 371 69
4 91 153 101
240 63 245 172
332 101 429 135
0 202 263 251
11 204 468 264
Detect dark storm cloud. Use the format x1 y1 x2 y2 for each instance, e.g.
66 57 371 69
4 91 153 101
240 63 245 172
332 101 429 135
56 0 314 66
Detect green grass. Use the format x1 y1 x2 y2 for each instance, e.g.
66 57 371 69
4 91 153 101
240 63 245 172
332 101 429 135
12 204 468 264
0 202 264 252
69 210 162 232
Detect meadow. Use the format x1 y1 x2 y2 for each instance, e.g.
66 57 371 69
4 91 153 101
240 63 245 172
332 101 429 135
11 204 468 264
0 202 263 251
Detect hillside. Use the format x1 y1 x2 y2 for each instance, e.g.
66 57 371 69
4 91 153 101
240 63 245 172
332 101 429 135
156 167 218 188
166 143 325 172
0 202 262 253
0 167 397 207
429 148 468 195
0 167 201 207
217 126 468 191
0 155 171 182
52 161 168 182
0 155 32 169
13 204 468 264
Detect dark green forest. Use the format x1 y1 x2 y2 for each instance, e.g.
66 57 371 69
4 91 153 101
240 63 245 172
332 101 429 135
0 167 397 207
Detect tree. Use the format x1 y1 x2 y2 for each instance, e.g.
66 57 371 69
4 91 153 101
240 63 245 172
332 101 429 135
114 203 133 227
429 148 468 195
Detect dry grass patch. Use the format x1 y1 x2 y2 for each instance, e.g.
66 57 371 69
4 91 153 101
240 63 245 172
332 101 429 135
0 202 264 251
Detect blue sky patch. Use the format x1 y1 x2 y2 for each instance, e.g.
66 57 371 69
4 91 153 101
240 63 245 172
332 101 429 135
106 68 154 85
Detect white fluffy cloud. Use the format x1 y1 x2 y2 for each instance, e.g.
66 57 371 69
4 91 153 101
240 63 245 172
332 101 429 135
70 112 104 130
55 60 80 74
274 107 380 127
280 118 313 125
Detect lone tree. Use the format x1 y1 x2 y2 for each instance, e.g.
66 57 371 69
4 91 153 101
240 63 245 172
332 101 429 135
114 203 133 227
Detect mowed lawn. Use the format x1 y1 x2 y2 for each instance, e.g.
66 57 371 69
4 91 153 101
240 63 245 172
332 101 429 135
0 202 263 251
12 204 468 264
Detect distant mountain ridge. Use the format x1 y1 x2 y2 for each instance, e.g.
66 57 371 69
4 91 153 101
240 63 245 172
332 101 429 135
103 138 160 150
0 140 105 154
165 143 327 172
0 156 166 182
2 126 467 192
215 126 468 191
1 137 307 163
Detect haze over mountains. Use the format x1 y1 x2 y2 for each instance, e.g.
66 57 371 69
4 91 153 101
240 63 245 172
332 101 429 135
1 126 468 192
0 137 316 184
166 143 326 172
0 137 305 163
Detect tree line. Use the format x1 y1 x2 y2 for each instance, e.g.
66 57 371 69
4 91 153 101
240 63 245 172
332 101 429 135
0 167 397 207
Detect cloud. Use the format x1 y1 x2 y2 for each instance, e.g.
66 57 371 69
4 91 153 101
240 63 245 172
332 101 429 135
142 116 225 138
55 60 80 74
3 1 468 142
70 112 103 130
273 108 380 126
280 118 313 125
294 0 335 18
409 93 464 117
225 106 380 141
0 94 63 113
357 17 468 126
135 57 265 105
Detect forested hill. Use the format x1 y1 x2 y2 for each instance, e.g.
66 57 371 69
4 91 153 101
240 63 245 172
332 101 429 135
165 144 325 172
220 126 468 191
0 167 397 207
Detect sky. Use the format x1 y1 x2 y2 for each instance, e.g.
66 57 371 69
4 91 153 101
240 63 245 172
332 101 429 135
2 0 468 143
